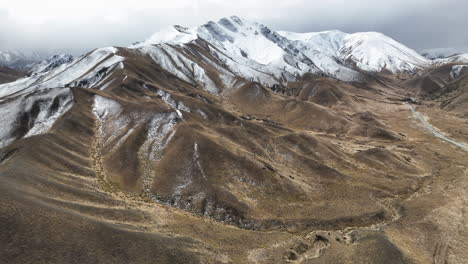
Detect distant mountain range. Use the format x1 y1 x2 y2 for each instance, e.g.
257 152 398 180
0 50 46 70
420 47 468 59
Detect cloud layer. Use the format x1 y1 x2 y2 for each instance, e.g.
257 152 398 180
0 0 466 55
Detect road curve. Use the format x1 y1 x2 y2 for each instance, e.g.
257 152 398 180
408 104 468 151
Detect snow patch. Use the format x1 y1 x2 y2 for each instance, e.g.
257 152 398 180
193 142 207 180
0 88 73 148
450 65 466 79
144 113 179 160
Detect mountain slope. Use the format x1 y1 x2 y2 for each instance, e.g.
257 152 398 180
280 30 430 74
135 16 431 85
434 53 468 65
134 17 366 83
420 47 468 59
0 47 122 99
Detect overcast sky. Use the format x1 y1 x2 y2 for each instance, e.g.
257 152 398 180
0 0 466 55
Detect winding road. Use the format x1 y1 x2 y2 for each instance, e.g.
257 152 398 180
408 104 468 151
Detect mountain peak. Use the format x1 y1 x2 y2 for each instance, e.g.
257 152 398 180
128 15 432 84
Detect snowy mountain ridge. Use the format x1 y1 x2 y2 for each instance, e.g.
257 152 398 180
135 16 430 81
1 16 460 101
28 54 75 74
0 50 46 70
279 30 430 74
420 47 468 59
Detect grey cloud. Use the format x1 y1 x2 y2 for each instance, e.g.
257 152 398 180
0 0 467 56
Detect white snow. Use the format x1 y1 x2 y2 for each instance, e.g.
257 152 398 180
434 54 468 65
93 94 179 161
278 30 346 57
420 48 468 59
280 30 430 74
193 142 207 180
450 65 466 79
28 54 74 74
144 112 179 160
134 16 321 87
151 85 192 118
343 32 429 73
198 19 285 65
2 15 464 119
277 31 362 81
93 95 134 153
134 16 436 88
0 88 73 148
0 47 123 99
44 47 123 88
93 95 123 121
0 74 43 99
0 50 44 68
133 25 198 47
68 54 124 88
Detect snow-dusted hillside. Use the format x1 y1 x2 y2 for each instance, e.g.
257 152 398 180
279 30 430 74
0 47 124 149
133 16 364 83
0 88 73 148
420 47 468 66
132 16 434 85
0 50 45 70
28 54 75 74
434 54 468 65
420 48 468 59
0 47 122 99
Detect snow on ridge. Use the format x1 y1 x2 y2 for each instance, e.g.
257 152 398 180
136 16 432 84
93 94 179 163
450 65 467 79
45 47 122 88
280 30 429 74
28 54 75 74
133 25 198 47
0 88 73 148
0 50 45 69
4 16 460 104
420 48 468 59
0 47 123 99
135 16 341 87
434 54 468 65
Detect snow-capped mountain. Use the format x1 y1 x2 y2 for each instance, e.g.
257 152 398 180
0 50 45 70
279 30 430 74
0 47 121 99
420 47 468 66
134 17 369 83
27 54 75 74
0 16 450 100
433 54 468 65
0 47 121 148
420 47 468 59
132 16 432 85
1 16 449 151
